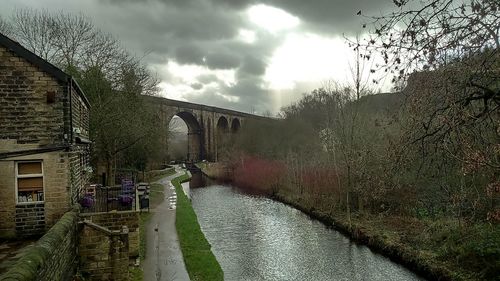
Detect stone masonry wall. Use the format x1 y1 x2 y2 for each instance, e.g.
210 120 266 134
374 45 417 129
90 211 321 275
0 41 72 238
68 149 87 205
15 203 45 237
70 88 90 139
0 45 68 151
0 151 70 239
0 160 16 238
69 85 91 205
0 40 90 237
78 222 129 281
80 211 139 257
0 211 78 281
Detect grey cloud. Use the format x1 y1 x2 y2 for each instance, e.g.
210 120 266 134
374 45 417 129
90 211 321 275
184 90 248 112
196 74 219 84
191 83 204 90
0 0 396 114
185 75 272 113
175 45 205 65
211 0 392 35
227 77 270 110
205 52 240 70
209 0 256 9
240 55 266 76
268 0 393 35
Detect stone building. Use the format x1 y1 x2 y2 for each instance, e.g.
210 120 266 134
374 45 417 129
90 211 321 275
0 32 91 238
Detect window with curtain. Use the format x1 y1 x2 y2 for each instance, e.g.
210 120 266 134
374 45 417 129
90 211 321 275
16 161 44 203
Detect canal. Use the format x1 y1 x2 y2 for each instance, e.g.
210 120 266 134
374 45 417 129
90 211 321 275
185 174 426 281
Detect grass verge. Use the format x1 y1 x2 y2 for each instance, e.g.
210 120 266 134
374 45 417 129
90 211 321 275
149 183 165 207
172 173 224 281
147 167 176 183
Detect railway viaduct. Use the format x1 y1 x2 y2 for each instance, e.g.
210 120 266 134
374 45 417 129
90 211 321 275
144 95 265 162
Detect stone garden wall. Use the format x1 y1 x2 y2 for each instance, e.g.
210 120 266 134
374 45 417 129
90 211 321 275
0 211 78 281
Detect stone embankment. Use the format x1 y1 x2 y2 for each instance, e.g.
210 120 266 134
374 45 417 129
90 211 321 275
0 211 78 281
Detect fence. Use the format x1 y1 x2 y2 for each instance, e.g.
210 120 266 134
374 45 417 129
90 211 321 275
80 185 136 213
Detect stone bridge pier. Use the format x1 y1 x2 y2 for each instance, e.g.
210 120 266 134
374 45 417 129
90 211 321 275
145 96 259 162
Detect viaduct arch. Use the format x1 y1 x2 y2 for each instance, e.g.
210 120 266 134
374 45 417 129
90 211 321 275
144 96 265 162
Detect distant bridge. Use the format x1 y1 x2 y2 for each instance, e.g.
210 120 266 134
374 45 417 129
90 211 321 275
144 95 266 162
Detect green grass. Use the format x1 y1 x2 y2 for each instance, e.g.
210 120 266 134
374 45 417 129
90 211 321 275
148 167 176 183
195 162 207 170
129 266 143 281
172 173 224 281
139 213 152 260
149 183 165 207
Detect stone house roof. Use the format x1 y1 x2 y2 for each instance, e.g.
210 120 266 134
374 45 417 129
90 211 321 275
0 32 90 108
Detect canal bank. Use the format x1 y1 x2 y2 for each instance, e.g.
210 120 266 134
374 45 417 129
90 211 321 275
271 193 449 281
188 179 425 281
172 173 224 281
195 163 481 281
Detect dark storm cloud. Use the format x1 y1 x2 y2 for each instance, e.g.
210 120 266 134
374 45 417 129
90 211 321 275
185 76 270 113
226 76 270 110
206 0 392 34
205 52 240 70
175 45 205 65
240 55 267 76
267 0 393 34
1 0 394 113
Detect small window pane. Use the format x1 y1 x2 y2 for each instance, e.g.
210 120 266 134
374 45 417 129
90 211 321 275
17 177 43 191
18 162 42 175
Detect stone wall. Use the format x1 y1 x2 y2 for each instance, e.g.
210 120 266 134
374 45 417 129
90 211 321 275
68 148 91 205
70 88 90 139
0 211 78 281
152 95 248 162
0 151 70 239
68 82 91 204
0 38 90 238
15 203 45 237
78 221 129 281
0 45 68 150
79 211 140 257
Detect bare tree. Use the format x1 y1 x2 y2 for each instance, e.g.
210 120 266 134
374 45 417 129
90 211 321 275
361 0 499 131
0 15 12 36
5 8 162 185
363 0 499 77
10 8 60 62
362 0 499 221
51 11 96 68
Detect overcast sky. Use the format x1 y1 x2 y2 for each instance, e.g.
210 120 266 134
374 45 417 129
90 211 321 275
1 0 395 114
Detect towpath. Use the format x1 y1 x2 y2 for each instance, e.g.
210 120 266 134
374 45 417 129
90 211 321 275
142 167 190 281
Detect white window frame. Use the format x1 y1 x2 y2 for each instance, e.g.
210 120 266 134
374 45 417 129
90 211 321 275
15 160 45 204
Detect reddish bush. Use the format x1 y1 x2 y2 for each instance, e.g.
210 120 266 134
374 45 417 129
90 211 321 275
299 166 340 196
232 155 286 194
231 155 341 199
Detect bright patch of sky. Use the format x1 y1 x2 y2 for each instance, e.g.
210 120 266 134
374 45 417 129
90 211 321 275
165 61 236 87
265 33 350 90
247 4 300 34
237 29 257 44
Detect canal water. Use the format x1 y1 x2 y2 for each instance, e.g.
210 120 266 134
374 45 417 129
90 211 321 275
187 174 426 281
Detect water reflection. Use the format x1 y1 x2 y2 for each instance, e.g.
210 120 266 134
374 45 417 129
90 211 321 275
190 183 426 281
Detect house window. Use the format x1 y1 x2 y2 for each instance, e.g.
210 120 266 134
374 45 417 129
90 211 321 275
16 161 44 203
